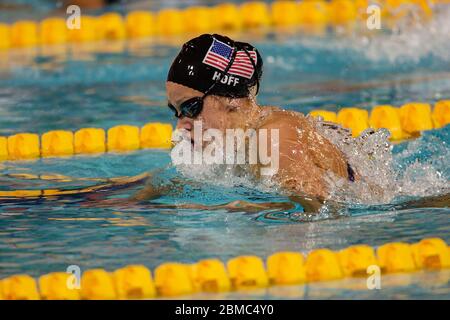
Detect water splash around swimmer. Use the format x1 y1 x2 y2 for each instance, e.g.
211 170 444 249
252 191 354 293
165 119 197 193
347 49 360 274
172 116 448 215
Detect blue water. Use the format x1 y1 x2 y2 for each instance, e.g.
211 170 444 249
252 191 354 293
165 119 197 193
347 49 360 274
1 12 450 298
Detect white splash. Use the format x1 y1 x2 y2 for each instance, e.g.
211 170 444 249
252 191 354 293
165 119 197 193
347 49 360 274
313 117 448 205
172 116 448 207
355 6 450 63
296 6 450 64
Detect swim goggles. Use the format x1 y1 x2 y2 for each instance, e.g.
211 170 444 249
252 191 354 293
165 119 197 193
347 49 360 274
168 42 258 119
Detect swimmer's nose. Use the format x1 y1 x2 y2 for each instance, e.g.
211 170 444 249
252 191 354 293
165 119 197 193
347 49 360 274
176 117 193 131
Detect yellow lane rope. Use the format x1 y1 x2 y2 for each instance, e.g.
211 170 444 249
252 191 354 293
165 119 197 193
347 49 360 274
0 237 448 299
0 0 440 50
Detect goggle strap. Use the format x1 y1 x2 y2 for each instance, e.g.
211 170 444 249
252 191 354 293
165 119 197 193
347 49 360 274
241 47 260 96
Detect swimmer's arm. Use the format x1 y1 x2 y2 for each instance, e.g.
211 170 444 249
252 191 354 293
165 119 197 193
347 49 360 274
130 173 193 201
130 171 322 213
396 193 450 209
131 183 170 201
177 200 296 213
81 174 318 213
131 182 300 212
217 192 450 212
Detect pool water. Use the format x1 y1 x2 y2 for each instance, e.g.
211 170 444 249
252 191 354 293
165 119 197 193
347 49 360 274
1 10 450 299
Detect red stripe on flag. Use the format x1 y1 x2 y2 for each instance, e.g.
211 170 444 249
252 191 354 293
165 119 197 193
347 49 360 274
229 65 254 74
205 56 228 66
230 62 253 70
204 56 228 67
229 67 253 74
236 51 257 58
207 52 230 64
229 70 253 78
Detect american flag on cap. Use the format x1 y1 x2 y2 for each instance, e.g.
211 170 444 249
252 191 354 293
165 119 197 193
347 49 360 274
202 38 257 80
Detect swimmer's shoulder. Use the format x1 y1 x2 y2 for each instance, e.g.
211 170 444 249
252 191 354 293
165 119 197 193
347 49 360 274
256 106 307 131
254 106 314 149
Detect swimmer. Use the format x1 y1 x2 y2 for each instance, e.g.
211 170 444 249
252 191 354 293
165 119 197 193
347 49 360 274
57 33 448 213
2 34 447 214
161 33 356 209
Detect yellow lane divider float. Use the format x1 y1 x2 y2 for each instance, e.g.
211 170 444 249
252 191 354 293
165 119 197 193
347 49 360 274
0 237 448 299
0 0 441 50
0 100 449 161
309 100 450 139
0 122 172 161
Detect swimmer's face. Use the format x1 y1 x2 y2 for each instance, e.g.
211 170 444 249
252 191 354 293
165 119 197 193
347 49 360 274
166 81 245 142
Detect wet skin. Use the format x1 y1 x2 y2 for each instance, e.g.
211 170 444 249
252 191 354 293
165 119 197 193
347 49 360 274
166 81 351 200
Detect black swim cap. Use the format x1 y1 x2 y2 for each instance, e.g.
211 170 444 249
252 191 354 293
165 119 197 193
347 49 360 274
167 34 263 98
